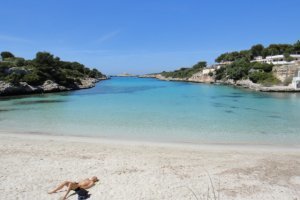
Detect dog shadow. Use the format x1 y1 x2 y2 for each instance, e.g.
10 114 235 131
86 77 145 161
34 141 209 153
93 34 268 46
67 188 91 200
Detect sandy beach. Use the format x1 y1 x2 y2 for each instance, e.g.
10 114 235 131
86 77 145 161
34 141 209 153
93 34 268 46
0 133 300 200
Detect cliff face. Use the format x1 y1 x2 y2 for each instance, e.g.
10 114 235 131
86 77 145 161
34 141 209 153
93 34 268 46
141 69 215 83
188 71 215 83
272 62 300 82
0 77 107 96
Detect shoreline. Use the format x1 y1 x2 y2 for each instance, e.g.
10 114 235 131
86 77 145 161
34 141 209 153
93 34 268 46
1 131 300 152
0 77 109 97
138 74 300 93
1 132 300 200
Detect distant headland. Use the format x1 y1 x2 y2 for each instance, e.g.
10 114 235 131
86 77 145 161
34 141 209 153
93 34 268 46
111 73 138 77
0 51 107 96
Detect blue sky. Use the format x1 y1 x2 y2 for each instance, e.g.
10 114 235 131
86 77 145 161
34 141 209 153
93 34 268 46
1 0 300 75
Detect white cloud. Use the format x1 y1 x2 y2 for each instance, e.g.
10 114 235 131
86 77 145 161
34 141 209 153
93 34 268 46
0 34 32 43
95 30 120 44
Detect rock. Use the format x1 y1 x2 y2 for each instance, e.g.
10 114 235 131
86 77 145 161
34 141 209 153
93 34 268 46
0 76 108 96
41 80 67 92
140 70 215 83
188 71 215 83
77 78 99 89
0 81 42 95
0 81 12 95
216 79 235 85
138 74 158 78
235 79 261 90
258 85 300 92
272 63 300 82
139 67 300 93
6 67 29 75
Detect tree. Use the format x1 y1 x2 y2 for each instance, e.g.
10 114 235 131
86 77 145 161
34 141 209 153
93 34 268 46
250 44 264 57
35 52 55 66
251 62 273 72
16 58 26 66
192 61 206 69
226 59 250 81
1 51 15 60
89 68 102 78
294 40 300 54
0 50 105 87
284 53 293 62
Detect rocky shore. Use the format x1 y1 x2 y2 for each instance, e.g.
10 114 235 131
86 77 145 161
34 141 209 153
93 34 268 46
216 79 300 92
0 77 107 96
139 73 214 84
139 73 300 92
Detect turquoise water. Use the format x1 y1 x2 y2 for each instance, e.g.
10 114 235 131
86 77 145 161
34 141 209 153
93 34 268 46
1 77 300 145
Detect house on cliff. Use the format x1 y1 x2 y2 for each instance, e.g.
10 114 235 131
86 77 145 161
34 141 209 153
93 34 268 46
252 55 300 65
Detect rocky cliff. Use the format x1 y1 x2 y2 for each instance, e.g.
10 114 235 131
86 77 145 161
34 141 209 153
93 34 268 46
272 62 300 83
188 70 215 83
140 69 215 83
0 77 107 96
140 67 300 92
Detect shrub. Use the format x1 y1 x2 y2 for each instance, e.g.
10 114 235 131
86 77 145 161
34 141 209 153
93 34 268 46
1 51 15 60
4 73 23 85
22 71 44 86
215 67 226 80
251 62 273 72
161 61 206 79
249 71 280 86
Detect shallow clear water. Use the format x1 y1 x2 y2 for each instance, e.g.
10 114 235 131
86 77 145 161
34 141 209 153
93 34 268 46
1 77 300 145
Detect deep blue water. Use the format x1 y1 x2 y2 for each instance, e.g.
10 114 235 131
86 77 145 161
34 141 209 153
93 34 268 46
1 77 300 145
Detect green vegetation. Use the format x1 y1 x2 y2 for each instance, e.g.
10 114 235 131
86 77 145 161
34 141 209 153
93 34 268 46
213 41 300 86
215 40 300 63
0 51 105 86
161 61 206 78
215 58 279 86
0 51 15 60
249 71 280 86
159 41 299 86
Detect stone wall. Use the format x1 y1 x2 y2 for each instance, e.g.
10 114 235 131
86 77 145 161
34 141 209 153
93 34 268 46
272 62 300 83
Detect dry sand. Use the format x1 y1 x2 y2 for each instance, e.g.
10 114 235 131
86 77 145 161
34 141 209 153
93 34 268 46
0 133 300 200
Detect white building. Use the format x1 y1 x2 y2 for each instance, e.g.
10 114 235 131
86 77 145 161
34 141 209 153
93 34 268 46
252 54 300 65
292 70 300 89
202 68 215 75
212 61 233 69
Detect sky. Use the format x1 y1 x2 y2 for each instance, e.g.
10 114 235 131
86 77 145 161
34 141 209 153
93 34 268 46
1 0 300 75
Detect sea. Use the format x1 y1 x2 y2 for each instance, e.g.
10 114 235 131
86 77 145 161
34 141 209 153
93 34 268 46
1 77 300 145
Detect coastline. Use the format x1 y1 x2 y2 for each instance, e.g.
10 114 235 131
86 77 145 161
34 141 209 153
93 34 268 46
0 77 108 97
1 130 300 150
139 74 300 92
1 132 299 200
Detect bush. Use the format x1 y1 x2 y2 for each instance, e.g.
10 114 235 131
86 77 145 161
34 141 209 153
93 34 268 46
22 71 44 86
215 66 227 80
251 62 273 72
249 71 280 86
5 73 23 85
161 61 206 79
1 51 15 60
225 59 250 81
